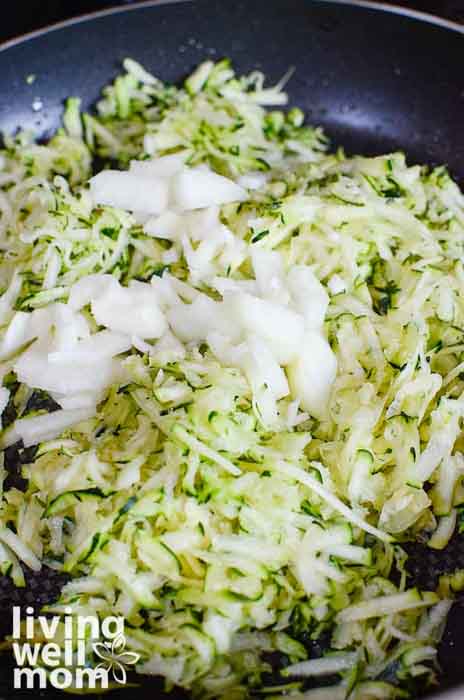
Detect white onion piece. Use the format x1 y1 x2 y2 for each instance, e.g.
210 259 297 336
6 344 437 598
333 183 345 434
244 335 289 400
0 304 88 360
167 295 240 344
286 266 329 330
129 152 188 177
181 235 221 285
49 306 90 352
172 168 246 211
151 331 186 364
0 273 22 325
47 330 131 365
162 250 179 266
0 386 10 419
144 211 183 240
251 248 289 304
91 282 166 339
224 292 304 365
89 171 169 215
68 274 119 311
328 274 346 296
287 331 337 419
52 393 99 410
237 172 268 190
207 332 248 368
15 342 118 395
0 311 33 360
150 275 181 310
14 407 95 447
162 274 199 303
212 276 257 296
132 211 151 225
185 206 220 241
131 336 154 355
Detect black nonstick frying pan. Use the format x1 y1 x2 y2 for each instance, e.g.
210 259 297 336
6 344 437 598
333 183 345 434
0 1 463 699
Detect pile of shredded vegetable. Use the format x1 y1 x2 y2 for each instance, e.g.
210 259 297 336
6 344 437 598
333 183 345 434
1 58 464 699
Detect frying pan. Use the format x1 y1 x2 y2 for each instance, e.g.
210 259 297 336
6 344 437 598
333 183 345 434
0 1 463 698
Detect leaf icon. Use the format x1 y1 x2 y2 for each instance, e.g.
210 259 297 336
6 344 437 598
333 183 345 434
115 651 140 666
91 633 140 685
111 661 127 685
93 642 111 661
111 635 126 655
95 662 110 673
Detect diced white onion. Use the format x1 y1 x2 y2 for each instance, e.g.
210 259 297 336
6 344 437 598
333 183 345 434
14 407 95 447
287 331 337 419
286 265 329 330
171 168 246 210
144 211 183 240
89 170 169 215
91 281 166 339
129 152 187 177
167 295 240 344
225 291 304 365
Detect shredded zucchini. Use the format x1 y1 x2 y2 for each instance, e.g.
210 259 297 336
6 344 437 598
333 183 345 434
1 58 464 699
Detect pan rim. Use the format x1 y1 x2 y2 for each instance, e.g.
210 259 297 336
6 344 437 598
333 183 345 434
0 0 463 55
0 2 463 699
